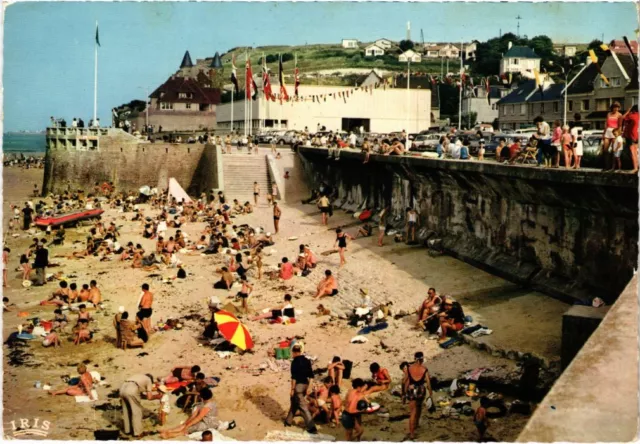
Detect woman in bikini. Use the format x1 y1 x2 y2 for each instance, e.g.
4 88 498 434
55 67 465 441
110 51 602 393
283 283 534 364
49 364 94 399
403 352 432 441
334 228 353 267
602 102 623 171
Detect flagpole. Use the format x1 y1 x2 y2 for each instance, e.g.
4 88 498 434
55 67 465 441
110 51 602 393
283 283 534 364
231 88 234 133
279 53 282 130
249 52 253 137
94 21 98 124
407 58 411 138
244 51 248 138
458 41 463 130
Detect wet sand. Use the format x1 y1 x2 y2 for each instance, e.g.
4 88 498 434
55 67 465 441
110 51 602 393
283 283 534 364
2 165 566 441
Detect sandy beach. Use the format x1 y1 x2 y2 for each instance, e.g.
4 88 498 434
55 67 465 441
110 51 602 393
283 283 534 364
2 162 567 441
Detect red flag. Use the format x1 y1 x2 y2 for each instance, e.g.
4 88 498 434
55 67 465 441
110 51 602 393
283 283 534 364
245 58 254 100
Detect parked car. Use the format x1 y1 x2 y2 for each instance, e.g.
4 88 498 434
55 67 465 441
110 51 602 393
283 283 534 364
256 131 277 144
275 130 300 145
483 133 520 157
410 134 442 152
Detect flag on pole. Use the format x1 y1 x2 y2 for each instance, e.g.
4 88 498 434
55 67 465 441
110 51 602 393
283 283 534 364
294 54 300 97
588 49 610 85
262 55 273 100
279 55 289 103
230 55 239 93
246 58 254 100
95 23 101 47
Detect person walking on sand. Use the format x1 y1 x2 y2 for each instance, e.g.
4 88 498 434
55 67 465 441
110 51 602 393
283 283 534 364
403 352 432 441
318 194 331 225
334 228 353 267
284 345 318 434
406 208 419 244
341 378 368 441
33 242 48 286
273 201 281 234
120 373 162 438
253 182 260 205
22 202 34 230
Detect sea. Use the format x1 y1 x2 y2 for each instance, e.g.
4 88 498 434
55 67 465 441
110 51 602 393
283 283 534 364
2 133 46 154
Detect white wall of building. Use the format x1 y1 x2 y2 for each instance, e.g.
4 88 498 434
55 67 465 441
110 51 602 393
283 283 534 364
500 57 541 79
216 85 431 133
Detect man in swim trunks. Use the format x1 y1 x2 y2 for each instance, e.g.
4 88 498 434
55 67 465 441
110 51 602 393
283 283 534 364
273 202 281 234
137 283 153 340
341 378 368 441
314 270 338 299
253 182 260 205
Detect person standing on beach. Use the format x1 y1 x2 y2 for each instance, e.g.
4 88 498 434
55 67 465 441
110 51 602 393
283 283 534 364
33 242 48 286
334 228 353 267
284 344 318 434
22 203 33 230
273 201 281 234
3 248 10 288
137 283 154 341
120 373 162 438
253 182 260 205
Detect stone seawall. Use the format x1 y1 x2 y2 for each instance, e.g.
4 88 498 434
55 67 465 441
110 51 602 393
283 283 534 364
298 147 638 303
43 138 218 196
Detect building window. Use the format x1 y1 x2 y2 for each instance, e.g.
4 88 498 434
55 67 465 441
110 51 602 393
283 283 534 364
633 96 638 106
520 104 526 115
185 103 192 109
553 102 559 113
596 98 609 111
502 107 506 116
510 105 515 115
568 100 573 112
540 103 545 113
491 104 496 110
513 58 519 65
582 99 590 111
160 92 165 98
178 93 187 99
160 102 173 110
610 77 621 87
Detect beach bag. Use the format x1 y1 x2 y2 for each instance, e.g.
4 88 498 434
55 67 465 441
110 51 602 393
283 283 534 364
359 209 372 221
177 268 187 279
342 360 354 379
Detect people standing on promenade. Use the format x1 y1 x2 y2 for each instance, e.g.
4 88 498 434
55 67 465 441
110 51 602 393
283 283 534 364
225 134 232 154
533 116 551 166
602 102 623 171
403 352 432 441
570 114 584 170
273 201 281 234
551 120 562 168
561 125 573 169
120 373 162 438
33 242 48 286
622 104 639 174
284 344 318 434
334 228 353 267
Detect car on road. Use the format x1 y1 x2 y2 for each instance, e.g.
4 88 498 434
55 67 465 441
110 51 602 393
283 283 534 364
256 131 277 144
275 130 300 145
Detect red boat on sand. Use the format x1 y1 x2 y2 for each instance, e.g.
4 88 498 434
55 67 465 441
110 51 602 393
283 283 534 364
35 209 104 228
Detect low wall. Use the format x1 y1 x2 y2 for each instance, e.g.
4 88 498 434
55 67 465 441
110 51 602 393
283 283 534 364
297 147 638 303
43 138 218 195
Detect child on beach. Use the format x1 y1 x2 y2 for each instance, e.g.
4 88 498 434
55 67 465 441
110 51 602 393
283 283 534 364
612 128 624 172
236 275 253 312
473 397 489 440
329 385 343 428
43 328 61 348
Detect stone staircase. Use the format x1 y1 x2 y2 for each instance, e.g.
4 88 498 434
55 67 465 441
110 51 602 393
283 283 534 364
221 153 271 202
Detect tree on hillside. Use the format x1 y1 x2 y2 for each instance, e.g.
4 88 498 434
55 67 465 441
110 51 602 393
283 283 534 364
399 40 415 52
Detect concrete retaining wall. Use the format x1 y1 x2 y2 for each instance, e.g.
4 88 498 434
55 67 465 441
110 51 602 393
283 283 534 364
297 147 638 303
43 138 218 195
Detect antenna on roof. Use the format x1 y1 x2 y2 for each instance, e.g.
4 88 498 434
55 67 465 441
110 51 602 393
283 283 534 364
516 15 523 38
421 29 425 46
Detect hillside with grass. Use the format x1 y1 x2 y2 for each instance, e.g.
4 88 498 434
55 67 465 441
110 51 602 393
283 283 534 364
219 43 443 84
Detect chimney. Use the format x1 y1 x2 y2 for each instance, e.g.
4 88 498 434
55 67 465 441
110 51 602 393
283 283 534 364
508 41 513 50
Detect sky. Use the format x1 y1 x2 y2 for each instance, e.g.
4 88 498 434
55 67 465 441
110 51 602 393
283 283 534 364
2 1 638 132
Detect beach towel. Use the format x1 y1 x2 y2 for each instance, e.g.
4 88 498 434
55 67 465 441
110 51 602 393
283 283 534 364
75 389 99 403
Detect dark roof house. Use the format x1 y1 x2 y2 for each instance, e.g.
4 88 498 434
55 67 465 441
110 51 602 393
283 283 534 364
150 76 221 105
503 46 540 59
